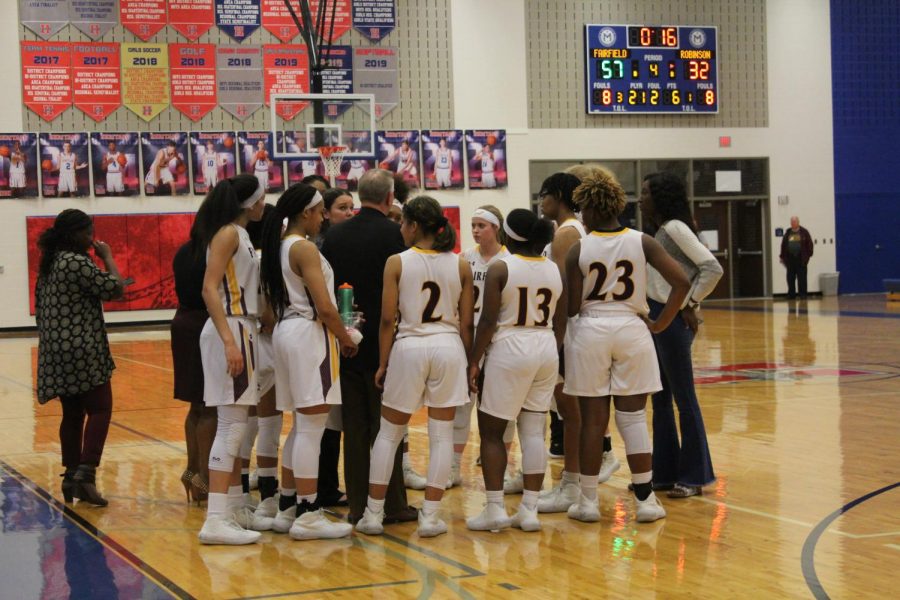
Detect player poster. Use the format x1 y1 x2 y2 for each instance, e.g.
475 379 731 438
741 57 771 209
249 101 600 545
217 45 264 120
0 134 39 199
216 0 261 43
261 0 299 43
239 131 284 193
72 42 121 122
21 41 72 123
352 0 395 42
339 130 375 191
422 130 464 190
353 47 398 119
321 45 353 118
119 0 166 41
39 133 90 198
19 0 70 40
140 132 189 196
263 45 310 120
69 0 118 40
169 44 217 121
169 0 215 41
90 132 139 197
284 132 322 185
121 43 170 122
378 130 419 189
466 130 508 189
190 132 237 196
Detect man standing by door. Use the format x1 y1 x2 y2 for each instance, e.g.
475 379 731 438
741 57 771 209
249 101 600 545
780 216 814 299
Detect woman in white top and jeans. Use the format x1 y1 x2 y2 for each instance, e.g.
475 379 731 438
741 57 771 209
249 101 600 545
640 172 723 498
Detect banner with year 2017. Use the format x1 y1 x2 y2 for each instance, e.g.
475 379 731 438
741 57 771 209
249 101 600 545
216 0 261 43
90 132 139 197
353 46 398 119
169 44 217 121
168 0 215 41
21 41 72 122
69 0 118 40
72 42 121 122
263 44 310 121
217 45 264 121
352 0 395 42
0 134 39 199
19 0 69 39
120 0 166 41
121 44 170 121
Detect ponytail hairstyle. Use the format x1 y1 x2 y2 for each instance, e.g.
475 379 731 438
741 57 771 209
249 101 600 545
190 173 260 258
643 172 696 233
476 204 507 246
402 195 456 252
504 208 555 256
37 209 93 277
573 171 627 222
259 183 320 322
539 172 582 212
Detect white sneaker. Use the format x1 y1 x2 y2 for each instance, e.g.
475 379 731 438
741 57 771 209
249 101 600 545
537 481 580 513
598 450 621 483
448 464 462 489
635 492 667 523
503 470 524 495
290 509 353 540
233 505 273 531
272 505 296 534
417 510 448 538
199 514 261 545
511 504 541 532
403 466 427 490
243 492 259 510
249 470 259 491
254 495 279 519
466 503 512 532
355 506 385 535
567 493 601 522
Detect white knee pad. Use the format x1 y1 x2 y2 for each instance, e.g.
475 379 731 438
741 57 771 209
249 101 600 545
282 416 298 472
256 414 282 459
502 418 517 445
517 411 547 475
370 417 406 486
426 418 454 491
453 397 474 445
615 409 652 455
325 404 342 432
239 415 258 460
209 406 248 472
292 412 328 479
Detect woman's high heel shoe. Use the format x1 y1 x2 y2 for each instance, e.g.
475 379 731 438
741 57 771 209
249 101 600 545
61 469 77 503
190 473 209 506
72 464 108 507
181 469 195 503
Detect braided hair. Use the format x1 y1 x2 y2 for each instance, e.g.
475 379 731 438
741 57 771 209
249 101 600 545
37 209 93 277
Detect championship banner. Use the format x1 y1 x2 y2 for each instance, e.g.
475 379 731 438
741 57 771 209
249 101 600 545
19 0 70 40
216 45 264 120
190 132 237 196
72 42 121 122
466 130 508 189
306 1 351 41
169 44 217 121
335 130 374 191
120 0 166 41
141 132 189 196
90 132 139 197
261 0 299 43
39 132 89 198
263 45 310 120
321 45 353 118
352 0 395 42
284 131 322 185
21 41 72 123
353 46 398 119
238 131 284 193
69 0 118 40
216 0 261 43
377 130 419 189
121 43 170 122
0 134 39 199
169 0 215 41
422 130 464 190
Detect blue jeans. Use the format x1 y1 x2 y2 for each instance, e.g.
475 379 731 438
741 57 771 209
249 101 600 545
648 299 716 487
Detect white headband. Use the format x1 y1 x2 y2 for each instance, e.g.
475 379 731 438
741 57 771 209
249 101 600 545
241 180 265 208
306 190 323 211
392 200 403 210
503 219 527 242
472 208 499 228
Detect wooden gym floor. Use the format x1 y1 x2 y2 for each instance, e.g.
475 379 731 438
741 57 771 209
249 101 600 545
0 295 898 599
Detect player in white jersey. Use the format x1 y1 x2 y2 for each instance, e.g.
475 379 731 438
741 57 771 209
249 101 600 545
563 172 690 525
145 141 181 195
434 138 453 188
475 144 497 188
57 142 86 197
9 141 26 196
466 209 564 532
252 140 271 191
201 141 223 190
196 174 270 545
392 140 418 180
346 159 367 184
356 196 474 539
301 159 319 179
102 141 125 194
258 183 357 541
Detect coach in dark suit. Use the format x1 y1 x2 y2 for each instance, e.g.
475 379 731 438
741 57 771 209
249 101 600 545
320 169 415 523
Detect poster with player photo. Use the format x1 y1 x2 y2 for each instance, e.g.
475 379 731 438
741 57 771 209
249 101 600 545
191 132 238 195
465 130 507 189
238 131 284 194
39 133 90 198
284 131 324 186
140 132 190 196
0 134 39 199
422 130 464 190
377 130 419 189
90 132 139 197
339 130 375 191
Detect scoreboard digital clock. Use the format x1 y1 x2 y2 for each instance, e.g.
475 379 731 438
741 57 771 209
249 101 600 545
584 24 718 114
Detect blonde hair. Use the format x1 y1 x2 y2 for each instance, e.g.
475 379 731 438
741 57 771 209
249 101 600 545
475 204 506 245
565 163 615 182
574 172 627 220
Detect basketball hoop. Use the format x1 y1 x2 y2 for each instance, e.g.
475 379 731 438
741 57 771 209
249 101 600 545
317 145 347 187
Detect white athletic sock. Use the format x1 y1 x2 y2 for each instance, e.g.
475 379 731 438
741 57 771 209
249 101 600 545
258 467 277 478
562 471 579 486
521 489 539 511
580 474 600 501
423 499 441 516
453 452 462 468
366 496 385 514
486 490 504 506
227 485 243 513
632 471 652 485
281 488 296 499
207 493 228 518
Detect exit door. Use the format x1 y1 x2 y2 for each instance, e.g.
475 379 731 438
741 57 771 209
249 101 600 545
694 202 730 299
693 199 767 298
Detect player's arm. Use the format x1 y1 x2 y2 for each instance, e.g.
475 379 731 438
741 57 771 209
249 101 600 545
202 225 243 376
468 261 507 393
457 257 475 357
293 240 357 356
564 241 583 318
641 234 690 334
375 255 402 389
101 154 110 169
550 226 580 278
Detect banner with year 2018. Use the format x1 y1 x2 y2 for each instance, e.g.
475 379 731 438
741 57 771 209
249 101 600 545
352 0 395 42
263 44 310 121
121 44 169 121
69 0 118 40
72 42 121 122
120 0 166 41
168 0 215 41
19 0 69 39
169 44 217 121
0 134 39 199
217 45 264 121
353 46 398 119
216 0 261 43
21 41 72 122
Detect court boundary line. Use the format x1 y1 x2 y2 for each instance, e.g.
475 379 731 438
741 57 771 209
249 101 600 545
703 304 900 320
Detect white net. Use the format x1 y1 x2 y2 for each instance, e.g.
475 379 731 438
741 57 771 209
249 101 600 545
318 145 347 186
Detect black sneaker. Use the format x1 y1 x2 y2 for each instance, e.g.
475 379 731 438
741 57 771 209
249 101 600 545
548 439 564 459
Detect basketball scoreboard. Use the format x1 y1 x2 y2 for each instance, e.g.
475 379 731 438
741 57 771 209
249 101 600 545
584 24 718 114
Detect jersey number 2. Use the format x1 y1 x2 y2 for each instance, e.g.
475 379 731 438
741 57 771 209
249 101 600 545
421 281 443 323
585 260 635 301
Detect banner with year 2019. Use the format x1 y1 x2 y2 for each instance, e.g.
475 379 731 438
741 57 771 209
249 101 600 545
21 41 72 122
69 0 118 40
353 46 398 119
217 45 264 121
121 44 169 121
120 0 166 41
263 44 310 121
72 42 121 122
168 0 215 41
169 44 217 121
19 0 69 39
